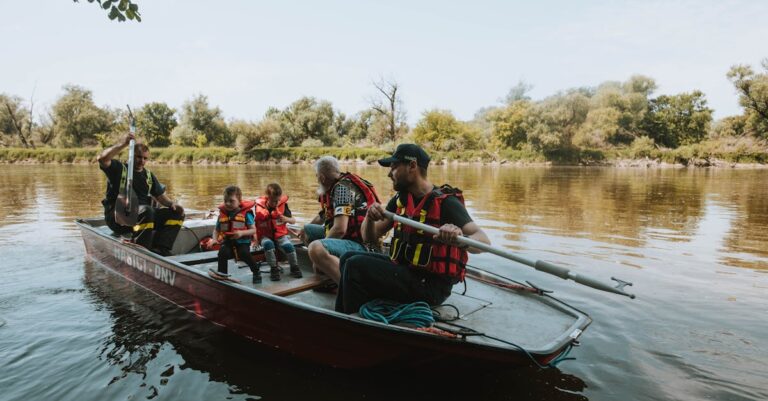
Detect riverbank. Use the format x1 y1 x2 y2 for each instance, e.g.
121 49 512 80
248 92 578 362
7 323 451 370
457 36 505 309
1 146 767 167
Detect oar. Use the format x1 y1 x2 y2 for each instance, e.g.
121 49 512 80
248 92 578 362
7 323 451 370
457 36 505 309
384 211 636 299
114 106 139 226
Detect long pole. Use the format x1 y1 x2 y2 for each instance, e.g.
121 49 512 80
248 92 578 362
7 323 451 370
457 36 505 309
125 106 136 212
384 211 635 299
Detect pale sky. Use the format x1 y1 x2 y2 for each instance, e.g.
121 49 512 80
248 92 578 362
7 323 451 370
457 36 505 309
2 0 766 123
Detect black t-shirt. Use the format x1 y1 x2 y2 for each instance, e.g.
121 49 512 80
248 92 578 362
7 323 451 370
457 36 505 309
385 189 472 228
101 160 165 205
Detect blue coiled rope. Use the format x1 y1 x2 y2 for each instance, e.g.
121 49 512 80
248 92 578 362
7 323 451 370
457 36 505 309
359 299 435 328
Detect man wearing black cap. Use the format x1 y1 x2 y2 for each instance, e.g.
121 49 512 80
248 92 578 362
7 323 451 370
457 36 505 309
334 144 491 313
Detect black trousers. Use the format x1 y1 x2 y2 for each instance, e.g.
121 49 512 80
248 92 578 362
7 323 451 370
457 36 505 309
335 251 454 314
104 202 184 255
218 240 259 275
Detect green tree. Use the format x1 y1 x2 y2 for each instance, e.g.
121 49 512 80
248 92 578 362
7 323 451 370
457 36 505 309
412 110 481 151
641 91 713 147
574 107 621 148
487 100 532 149
136 102 177 147
52 85 113 147
177 95 231 146
711 115 748 138
526 89 591 151
170 125 199 146
346 109 392 146
34 112 57 146
232 118 279 152
503 81 533 104
1 94 33 148
727 60 768 138
266 97 346 147
589 76 656 144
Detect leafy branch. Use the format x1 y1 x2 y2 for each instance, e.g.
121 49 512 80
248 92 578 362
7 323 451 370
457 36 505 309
75 0 141 22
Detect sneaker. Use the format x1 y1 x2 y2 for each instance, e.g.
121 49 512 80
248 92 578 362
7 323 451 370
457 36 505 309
270 266 281 281
252 273 262 284
289 265 303 278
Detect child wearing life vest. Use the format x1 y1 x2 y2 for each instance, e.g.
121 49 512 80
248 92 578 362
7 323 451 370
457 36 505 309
209 185 262 283
254 183 302 281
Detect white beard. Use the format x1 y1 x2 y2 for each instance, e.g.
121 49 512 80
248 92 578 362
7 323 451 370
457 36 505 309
316 185 326 196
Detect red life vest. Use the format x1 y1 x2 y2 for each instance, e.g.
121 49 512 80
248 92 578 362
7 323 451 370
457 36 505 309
389 185 468 282
254 195 289 240
319 172 380 242
217 199 255 241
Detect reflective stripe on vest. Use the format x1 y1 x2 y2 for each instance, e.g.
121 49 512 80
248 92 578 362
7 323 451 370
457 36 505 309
119 164 153 196
217 200 255 241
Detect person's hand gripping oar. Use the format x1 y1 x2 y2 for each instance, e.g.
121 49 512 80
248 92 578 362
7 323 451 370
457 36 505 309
114 105 140 227
384 210 636 299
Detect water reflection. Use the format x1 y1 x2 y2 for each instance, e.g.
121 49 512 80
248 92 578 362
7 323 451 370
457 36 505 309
1 164 766 271
0 165 768 270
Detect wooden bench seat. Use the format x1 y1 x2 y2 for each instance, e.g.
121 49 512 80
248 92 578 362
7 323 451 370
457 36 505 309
265 274 333 297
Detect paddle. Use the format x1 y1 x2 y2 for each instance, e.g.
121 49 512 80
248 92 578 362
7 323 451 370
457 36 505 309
384 211 636 299
114 106 140 227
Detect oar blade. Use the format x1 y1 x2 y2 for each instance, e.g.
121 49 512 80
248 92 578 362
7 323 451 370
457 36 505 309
114 191 139 226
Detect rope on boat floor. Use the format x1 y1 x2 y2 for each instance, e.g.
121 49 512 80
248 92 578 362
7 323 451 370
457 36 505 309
359 299 435 327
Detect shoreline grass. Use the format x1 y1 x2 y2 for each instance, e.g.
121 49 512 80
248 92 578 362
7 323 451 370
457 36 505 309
1 145 766 167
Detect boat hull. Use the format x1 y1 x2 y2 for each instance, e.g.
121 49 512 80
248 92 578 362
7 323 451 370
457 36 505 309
78 218 587 370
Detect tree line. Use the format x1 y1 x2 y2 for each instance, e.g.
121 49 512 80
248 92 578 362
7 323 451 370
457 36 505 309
2 61 767 160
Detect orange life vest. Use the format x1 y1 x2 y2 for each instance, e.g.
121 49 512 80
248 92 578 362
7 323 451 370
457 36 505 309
217 199 255 241
389 185 468 282
254 195 289 240
319 172 380 242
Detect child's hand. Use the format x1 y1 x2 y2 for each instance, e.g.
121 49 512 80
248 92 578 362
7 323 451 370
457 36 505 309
231 231 243 239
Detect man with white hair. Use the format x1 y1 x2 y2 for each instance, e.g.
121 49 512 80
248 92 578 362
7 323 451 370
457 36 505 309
302 156 380 284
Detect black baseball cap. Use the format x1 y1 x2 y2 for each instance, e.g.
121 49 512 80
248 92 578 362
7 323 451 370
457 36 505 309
378 143 431 168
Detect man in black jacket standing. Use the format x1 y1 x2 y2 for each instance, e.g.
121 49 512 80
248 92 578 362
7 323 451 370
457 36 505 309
98 132 185 255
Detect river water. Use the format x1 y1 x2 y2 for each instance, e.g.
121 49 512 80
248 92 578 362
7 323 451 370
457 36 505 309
0 164 766 401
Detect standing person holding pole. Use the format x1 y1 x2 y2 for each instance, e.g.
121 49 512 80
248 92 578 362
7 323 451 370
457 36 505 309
97 108 185 255
335 144 491 313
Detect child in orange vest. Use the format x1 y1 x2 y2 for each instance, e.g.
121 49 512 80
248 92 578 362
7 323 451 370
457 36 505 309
254 183 302 280
209 185 262 283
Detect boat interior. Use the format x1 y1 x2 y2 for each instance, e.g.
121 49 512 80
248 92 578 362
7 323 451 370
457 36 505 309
80 212 589 352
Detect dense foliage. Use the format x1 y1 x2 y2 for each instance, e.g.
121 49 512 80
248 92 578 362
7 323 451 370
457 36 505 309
3 61 767 163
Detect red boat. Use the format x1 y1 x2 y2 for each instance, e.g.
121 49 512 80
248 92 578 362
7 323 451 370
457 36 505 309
76 213 590 370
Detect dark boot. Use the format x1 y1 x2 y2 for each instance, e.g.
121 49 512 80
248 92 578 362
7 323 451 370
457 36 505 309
289 265 303 278
270 266 281 281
